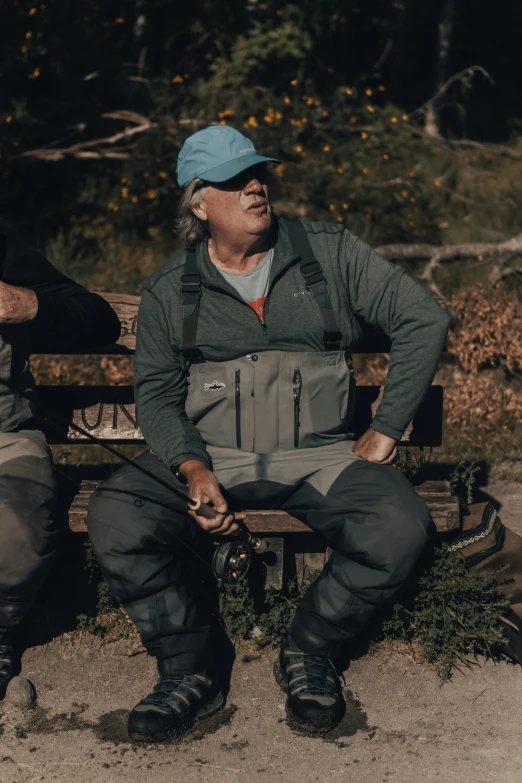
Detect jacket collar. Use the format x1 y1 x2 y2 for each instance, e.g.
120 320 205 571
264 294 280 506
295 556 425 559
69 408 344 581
194 216 299 290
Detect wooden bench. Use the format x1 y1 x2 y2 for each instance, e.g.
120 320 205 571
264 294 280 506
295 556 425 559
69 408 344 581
35 293 460 588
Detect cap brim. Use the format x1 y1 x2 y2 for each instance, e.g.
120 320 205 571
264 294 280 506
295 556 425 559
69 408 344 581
199 153 280 183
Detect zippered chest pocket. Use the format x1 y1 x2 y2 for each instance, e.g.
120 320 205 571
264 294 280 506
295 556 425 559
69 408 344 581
278 351 355 451
185 358 255 451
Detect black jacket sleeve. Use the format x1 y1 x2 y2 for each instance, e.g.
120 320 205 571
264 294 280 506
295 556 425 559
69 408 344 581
2 236 121 348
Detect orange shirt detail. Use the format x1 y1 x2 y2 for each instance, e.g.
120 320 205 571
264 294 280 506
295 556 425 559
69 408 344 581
248 296 267 323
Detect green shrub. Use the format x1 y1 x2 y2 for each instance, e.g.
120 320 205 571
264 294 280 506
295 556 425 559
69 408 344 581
218 579 257 643
381 545 510 681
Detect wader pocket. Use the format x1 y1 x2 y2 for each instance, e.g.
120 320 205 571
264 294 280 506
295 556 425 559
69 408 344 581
185 358 254 451
280 351 355 450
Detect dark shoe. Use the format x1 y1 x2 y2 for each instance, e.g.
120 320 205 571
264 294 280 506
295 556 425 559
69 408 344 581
0 641 16 700
274 637 345 734
128 671 225 742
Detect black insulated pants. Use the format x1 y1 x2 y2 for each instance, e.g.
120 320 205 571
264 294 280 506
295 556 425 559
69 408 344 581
86 444 431 671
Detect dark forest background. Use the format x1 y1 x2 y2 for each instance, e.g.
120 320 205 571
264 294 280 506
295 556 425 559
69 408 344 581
1 0 522 462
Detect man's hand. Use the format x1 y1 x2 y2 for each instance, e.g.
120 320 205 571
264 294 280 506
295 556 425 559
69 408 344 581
180 459 246 536
353 428 398 464
0 282 38 324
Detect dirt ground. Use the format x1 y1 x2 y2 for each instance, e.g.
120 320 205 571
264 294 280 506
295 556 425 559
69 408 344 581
1 479 521 783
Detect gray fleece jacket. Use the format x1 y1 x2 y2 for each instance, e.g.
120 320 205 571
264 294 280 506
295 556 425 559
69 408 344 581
135 217 450 469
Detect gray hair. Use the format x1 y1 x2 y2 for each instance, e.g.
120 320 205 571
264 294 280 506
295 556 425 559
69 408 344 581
175 165 280 248
175 178 209 249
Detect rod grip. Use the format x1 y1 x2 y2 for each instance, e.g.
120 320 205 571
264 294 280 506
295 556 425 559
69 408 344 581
190 499 219 519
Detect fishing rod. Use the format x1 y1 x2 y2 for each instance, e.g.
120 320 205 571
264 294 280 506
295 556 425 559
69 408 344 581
0 378 268 584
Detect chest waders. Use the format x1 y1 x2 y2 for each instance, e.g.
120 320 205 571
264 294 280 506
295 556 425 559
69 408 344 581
180 219 356 454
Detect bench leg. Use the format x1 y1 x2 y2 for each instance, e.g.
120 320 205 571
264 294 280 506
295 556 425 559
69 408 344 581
262 537 285 590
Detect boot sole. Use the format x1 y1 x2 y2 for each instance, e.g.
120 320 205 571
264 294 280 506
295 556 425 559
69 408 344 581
128 689 226 743
273 657 342 736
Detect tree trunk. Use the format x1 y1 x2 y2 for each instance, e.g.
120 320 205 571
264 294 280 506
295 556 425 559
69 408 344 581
424 0 456 138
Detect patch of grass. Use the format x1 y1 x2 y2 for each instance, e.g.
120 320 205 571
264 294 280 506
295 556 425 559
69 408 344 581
448 450 481 504
381 545 510 682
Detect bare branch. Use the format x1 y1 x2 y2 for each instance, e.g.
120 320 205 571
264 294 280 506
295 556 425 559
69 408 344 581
102 110 151 126
412 65 493 118
377 234 522 310
447 137 522 159
15 123 153 162
376 234 522 262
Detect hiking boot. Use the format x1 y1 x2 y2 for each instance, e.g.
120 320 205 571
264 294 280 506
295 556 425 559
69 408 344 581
274 637 345 734
0 640 16 700
128 671 225 742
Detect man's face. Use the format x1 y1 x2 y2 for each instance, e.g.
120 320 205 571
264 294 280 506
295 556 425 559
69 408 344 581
193 164 272 241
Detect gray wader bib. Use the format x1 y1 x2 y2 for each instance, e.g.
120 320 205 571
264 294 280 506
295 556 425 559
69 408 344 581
87 218 431 667
186 350 355 454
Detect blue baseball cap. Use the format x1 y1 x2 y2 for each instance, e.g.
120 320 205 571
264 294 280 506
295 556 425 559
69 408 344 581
176 125 280 189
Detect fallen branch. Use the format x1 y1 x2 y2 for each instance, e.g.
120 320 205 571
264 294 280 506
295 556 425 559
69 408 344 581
404 122 522 160
15 119 154 162
376 234 522 263
376 234 522 310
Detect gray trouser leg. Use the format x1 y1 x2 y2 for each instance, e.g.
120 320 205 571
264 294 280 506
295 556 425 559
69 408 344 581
285 460 432 656
86 452 217 673
0 430 56 633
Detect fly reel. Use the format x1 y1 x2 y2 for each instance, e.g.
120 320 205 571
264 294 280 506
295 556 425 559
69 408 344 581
212 540 252 584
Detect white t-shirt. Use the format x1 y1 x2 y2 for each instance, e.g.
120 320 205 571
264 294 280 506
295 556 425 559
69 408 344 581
217 248 274 323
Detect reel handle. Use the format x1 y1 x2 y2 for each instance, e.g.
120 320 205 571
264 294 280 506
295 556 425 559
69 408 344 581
189 499 268 553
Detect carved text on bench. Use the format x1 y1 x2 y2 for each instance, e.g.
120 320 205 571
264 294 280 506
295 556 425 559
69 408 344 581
69 403 142 440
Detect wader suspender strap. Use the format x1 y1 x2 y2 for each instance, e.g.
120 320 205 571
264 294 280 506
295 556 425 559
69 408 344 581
180 219 341 356
284 219 342 351
180 248 202 361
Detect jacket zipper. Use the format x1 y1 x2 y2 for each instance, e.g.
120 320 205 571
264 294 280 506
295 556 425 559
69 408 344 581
235 368 241 449
293 368 302 448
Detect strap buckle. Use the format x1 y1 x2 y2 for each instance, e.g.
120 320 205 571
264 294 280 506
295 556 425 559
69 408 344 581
300 260 324 288
181 273 201 297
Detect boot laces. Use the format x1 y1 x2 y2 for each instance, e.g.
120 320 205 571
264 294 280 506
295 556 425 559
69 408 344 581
293 652 339 695
144 673 212 710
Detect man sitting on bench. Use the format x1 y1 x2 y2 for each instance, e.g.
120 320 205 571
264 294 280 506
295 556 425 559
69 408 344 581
0 235 120 699
86 125 450 740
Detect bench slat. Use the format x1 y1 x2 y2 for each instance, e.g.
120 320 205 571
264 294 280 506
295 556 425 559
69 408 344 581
38 385 443 446
67 479 459 534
